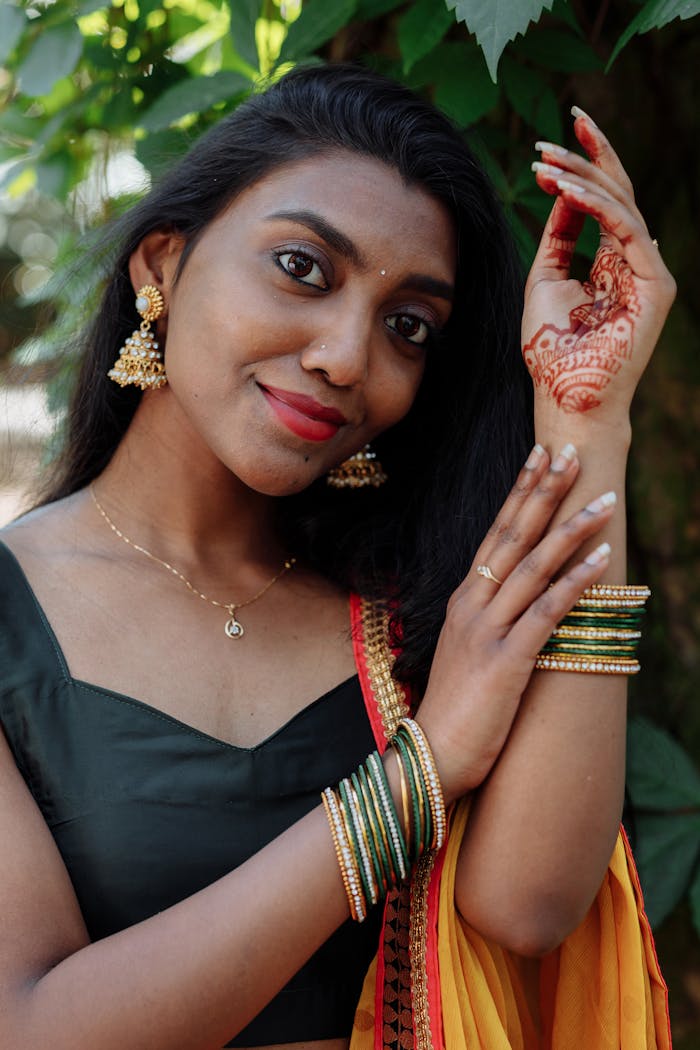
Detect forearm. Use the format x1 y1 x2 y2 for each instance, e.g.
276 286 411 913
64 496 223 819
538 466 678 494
9 805 348 1050
455 414 632 955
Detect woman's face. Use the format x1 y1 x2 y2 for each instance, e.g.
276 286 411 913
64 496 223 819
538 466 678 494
146 150 456 495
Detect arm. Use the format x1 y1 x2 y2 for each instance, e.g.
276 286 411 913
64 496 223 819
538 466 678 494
0 724 354 1050
422 112 675 956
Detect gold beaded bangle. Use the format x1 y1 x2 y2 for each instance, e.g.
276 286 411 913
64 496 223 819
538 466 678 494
582 584 651 600
342 782 378 907
321 788 366 922
535 655 640 674
552 626 641 640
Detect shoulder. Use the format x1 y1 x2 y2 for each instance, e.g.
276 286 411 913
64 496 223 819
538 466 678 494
1 490 91 567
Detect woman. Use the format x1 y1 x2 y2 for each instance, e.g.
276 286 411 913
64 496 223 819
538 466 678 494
0 64 675 1048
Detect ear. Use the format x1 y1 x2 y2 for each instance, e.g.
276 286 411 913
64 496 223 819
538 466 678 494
128 230 186 314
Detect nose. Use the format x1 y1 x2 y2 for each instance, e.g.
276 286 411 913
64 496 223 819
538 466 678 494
299 306 372 388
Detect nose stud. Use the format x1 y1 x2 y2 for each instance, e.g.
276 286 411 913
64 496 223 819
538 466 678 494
320 344 327 350
379 269 387 276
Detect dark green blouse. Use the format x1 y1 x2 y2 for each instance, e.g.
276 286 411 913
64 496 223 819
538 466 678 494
0 541 382 1046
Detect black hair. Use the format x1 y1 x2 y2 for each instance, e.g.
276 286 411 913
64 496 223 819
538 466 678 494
43 63 533 693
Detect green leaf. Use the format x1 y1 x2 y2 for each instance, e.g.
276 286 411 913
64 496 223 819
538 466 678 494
500 57 562 141
550 0 583 34
608 0 700 69
632 811 700 927
78 0 112 13
277 0 358 64
690 863 700 936
506 206 538 267
18 21 84 97
512 28 603 72
138 72 251 131
444 0 555 82
0 4 26 66
412 42 498 126
36 154 72 197
229 0 260 70
355 0 404 15
136 128 193 179
627 716 700 811
398 0 455 73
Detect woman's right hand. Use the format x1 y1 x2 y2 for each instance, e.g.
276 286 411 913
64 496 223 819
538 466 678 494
415 442 617 804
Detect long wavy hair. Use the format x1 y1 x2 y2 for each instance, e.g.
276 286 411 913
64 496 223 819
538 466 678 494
42 63 533 693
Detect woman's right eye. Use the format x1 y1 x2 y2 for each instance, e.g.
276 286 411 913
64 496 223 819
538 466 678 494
275 250 328 290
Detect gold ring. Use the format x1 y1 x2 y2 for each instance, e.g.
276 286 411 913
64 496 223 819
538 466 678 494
476 564 503 586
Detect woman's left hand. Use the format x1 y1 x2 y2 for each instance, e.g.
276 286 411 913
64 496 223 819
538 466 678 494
523 108 676 422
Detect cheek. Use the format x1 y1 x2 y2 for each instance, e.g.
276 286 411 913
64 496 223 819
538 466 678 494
370 355 426 429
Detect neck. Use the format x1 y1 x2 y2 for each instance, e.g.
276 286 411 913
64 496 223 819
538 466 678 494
93 394 283 576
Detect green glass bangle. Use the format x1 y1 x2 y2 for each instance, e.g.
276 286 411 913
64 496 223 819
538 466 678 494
367 752 409 877
357 763 393 887
392 734 422 862
394 724 433 853
351 770 384 897
337 780 372 905
397 731 431 855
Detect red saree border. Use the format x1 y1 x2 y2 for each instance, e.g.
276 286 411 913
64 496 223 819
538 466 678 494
350 593 671 1049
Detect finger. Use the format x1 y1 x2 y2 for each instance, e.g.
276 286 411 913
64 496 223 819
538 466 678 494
533 145 644 227
470 442 579 604
485 489 617 628
571 107 636 199
470 443 550 569
551 177 671 284
507 541 612 660
526 188 586 287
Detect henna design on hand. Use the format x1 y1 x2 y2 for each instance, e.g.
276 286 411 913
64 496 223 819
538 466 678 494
523 247 641 413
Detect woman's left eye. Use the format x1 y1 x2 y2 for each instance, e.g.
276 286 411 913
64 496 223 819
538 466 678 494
275 250 328 290
385 313 433 346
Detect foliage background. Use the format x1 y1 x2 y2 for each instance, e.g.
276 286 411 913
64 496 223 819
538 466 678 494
1 0 699 1042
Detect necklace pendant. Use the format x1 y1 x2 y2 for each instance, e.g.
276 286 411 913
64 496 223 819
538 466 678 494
224 613 244 639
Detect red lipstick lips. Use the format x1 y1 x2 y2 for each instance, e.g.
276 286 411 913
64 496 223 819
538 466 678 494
259 384 347 442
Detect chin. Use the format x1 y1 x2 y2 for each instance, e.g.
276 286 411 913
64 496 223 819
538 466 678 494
232 457 327 497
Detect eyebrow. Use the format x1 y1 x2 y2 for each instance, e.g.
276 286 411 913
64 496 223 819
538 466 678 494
400 273 454 303
266 208 454 303
266 209 367 268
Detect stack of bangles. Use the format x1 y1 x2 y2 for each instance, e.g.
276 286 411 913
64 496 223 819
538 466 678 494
322 717 446 922
535 583 650 675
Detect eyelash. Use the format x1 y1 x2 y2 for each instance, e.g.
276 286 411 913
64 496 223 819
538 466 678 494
273 248 440 348
273 247 329 290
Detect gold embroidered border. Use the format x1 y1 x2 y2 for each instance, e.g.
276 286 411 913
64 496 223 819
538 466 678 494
409 852 437 1050
360 599 433 1050
359 598 409 743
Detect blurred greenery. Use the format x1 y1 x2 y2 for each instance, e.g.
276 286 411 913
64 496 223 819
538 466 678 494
1 0 699 1038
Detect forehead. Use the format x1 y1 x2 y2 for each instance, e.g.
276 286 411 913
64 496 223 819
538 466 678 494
216 151 457 274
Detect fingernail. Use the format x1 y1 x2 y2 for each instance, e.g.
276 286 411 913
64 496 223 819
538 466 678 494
571 105 597 127
556 178 586 195
535 140 568 158
586 491 617 513
532 161 564 176
585 541 611 565
525 443 546 469
551 443 577 472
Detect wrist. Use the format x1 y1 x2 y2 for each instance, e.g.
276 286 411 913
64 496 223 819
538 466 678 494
534 403 632 451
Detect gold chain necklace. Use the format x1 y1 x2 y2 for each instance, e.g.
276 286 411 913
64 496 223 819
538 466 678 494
90 486 296 639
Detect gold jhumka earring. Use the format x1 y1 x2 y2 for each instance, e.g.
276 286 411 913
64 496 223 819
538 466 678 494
108 284 167 390
326 445 387 489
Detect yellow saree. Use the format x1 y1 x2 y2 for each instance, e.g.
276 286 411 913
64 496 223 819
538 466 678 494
349 595 671 1050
